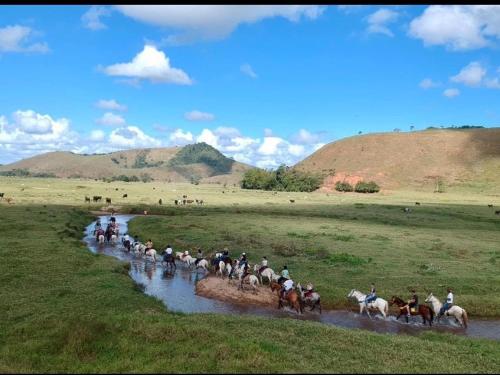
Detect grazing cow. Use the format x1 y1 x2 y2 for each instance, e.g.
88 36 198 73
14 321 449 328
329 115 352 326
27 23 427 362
197 199 204 205
290 199 295 203
123 194 128 198
174 199 179 205
182 195 187 199
106 197 112 205
403 207 411 213
93 195 102 202
84 196 91 203
488 204 493 208
222 191 225 194
495 210 500 215
415 202 421 206
158 198 162 205
0 192 4 199
186 199 194 204
115 188 119 191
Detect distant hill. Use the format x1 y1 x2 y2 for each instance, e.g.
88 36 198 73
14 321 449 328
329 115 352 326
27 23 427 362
0 142 252 185
295 128 500 192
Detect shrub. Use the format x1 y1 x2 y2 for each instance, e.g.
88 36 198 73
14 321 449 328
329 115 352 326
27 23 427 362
241 164 322 192
335 181 353 192
354 181 380 193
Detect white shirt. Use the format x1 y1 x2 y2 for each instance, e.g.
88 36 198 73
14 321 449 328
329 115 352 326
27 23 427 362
124 235 130 241
262 259 268 267
447 292 453 304
166 247 173 255
284 279 294 291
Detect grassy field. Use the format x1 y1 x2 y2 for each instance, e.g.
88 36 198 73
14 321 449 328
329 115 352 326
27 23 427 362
1 204 499 373
1 177 500 372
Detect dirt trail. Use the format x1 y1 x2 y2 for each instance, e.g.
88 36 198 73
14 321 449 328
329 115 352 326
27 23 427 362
196 276 279 307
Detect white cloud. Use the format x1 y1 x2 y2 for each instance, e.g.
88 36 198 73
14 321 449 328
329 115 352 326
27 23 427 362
288 144 305 157
366 8 399 37
443 88 460 98
96 112 126 126
240 63 258 78
263 128 273 136
0 25 49 53
169 128 193 145
290 129 322 145
258 136 284 156
484 78 500 89
109 126 161 148
419 78 440 89
184 110 215 121
409 5 500 51
82 6 112 31
451 61 486 87
115 5 324 43
101 44 193 85
196 128 220 148
337 5 368 14
89 129 106 142
95 99 127 111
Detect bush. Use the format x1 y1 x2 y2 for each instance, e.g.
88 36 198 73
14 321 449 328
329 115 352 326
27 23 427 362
335 181 353 192
241 164 322 192
354 181 380 193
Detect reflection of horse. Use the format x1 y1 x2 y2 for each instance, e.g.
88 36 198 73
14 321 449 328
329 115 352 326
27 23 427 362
96 229 105 244
347 289 388 319
389 296 433 326
145 249 157 262
425 293 468 328
297 283 322 314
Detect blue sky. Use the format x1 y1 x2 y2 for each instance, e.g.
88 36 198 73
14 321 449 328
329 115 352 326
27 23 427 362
1 5 499 167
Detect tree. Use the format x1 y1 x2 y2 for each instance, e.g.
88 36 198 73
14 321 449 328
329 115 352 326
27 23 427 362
358 131 362 135
410 125 414 131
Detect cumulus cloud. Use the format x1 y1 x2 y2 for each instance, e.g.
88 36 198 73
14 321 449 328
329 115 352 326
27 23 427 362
95 99 127 111
82 6 112 31
96 112 126 126
240 63 258 79
419 78 441 89
109 126 161 148
0 25 49 53
184 110 215 121
409 5 500 51
451 61 486 86
89 129 106 142
443 88 460 98
366 8 399 37
169 128 193 145
114 5 324 43
101 44 193 85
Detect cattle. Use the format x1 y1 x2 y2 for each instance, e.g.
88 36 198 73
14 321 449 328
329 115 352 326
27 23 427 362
0 192 4 199
415 202 421 206
222 191 225 194
115 188 119 191
495 210 500 215
290 199 295 203
403 207 411 213
93 196 102 202
123 194 128 198
84 196 91 203
488 204 493 208
182 195 187 199
6 197 13 204
106 197 112 205
186 199 194 204
174 199 179 205
158 199 162 205
196 199 204 205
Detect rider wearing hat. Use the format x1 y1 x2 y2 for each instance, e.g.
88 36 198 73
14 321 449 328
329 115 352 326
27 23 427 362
403 289 418 317
439 288 454 317
365 283 377 306
195 248 203 266
258 256 268 274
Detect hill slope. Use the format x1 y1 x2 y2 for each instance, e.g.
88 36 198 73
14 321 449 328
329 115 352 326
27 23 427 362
295 128 500 192
0 143 252 184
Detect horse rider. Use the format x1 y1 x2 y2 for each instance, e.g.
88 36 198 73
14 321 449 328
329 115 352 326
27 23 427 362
133 235 140 247
402 289 418 317
146 239 153 253
93 219 101 234
258 256 268 274
123 234 131 251
277 265 289 284
239 253 248 272
365 283 377 306
221 247 229 262
163 244 173 262
281 278 295 299
195 248 203 266
438 288 454 317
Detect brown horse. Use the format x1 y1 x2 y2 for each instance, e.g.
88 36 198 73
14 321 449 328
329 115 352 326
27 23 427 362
271 281 302 314
389 296 434 326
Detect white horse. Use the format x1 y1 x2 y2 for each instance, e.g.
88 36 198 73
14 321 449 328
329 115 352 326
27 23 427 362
134 243 146 256
347 289 388 319
110 234 117 244
425 293 468 328
234 265 259 293
98 234 105 244
175 251 184 260
297 283 322 313
216 260 226 278
145 248 157 263
253 264 277 285
194 259 209 272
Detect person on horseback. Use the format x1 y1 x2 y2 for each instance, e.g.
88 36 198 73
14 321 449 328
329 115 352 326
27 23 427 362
146 239 153 253
93 219 101 234
403 289 418 317
281 278 294 299
123 234 131 251
133 235 139 246
278 265 290 284
221 248 229 261
195 249 203 266
439 288 454 317
258 256 268 274
163 244 173 261
239 252 248 271
365 283 377 306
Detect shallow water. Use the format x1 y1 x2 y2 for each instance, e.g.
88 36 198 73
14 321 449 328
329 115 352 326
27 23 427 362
84 215 500 341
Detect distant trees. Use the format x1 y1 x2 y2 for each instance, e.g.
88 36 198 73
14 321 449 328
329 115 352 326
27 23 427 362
393 128 401 132
335 180 380 193
410 125 415 131
335 181 353 192
241 164 322 192
0 169 56 178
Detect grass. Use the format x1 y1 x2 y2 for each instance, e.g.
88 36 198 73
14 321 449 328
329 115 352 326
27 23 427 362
1 177 500 372
0 205 499 373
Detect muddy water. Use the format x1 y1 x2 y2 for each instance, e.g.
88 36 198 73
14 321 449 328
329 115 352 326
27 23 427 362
84 215 500 341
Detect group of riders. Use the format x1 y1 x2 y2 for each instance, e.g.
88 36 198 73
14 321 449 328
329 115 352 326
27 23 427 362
366 283 456 319
94 218 457 321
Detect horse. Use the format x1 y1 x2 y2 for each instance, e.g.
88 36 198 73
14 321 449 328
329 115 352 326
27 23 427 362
425 293 468 328
233 266 259 293
297 283 322 314
389 296 433 326
194 259 210 272
145 248 157 263
134 242 147 256
175 251 184 260
162 253 176 271
347 289 389 319
253 264 277 285
278 287 303 314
